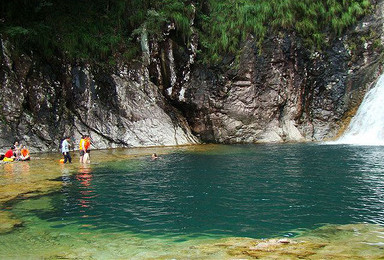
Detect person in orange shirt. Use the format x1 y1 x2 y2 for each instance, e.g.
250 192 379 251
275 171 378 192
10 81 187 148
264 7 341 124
83 135 91 163
20 145 30 161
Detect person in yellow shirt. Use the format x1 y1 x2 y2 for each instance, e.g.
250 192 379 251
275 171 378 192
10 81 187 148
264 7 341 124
79 136 86 163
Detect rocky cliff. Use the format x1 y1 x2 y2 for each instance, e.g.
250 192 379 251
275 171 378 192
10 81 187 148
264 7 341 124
0 45 198 151
1 1 384 152
170 1 384 143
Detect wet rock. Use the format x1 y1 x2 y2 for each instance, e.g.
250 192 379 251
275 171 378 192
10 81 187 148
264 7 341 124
194 224 384 259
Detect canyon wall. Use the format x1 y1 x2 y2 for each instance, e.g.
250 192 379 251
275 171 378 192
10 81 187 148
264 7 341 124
0 1 383 151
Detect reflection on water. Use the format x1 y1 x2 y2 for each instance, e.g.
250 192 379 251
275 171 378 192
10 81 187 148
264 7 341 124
77 165 93 187
2 162 30 177
59 165 97 224
76 165 94 211
8 143 383 239
3 163 15 176
1 144 384 258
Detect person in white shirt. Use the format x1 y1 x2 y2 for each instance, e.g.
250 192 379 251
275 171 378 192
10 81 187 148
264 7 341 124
61 137 72 163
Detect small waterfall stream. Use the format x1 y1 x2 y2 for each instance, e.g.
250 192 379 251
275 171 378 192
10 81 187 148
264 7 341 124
335 74 384 145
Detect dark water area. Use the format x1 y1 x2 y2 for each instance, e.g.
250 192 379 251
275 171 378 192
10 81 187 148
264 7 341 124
25 143 384 239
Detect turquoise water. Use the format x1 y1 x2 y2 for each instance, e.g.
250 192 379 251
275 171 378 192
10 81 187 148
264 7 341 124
10 143 384 240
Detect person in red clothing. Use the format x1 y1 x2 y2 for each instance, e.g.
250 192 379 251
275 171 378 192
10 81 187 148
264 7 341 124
84 136 91 153
83 135 91 163
4 146 15 159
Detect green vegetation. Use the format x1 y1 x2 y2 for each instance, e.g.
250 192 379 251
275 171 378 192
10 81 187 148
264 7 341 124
200 0 371 62
0 0 372 64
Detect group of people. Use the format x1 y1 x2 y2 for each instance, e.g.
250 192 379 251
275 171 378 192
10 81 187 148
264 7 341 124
1 135 161 165
61 135 91 164
0 141 30 162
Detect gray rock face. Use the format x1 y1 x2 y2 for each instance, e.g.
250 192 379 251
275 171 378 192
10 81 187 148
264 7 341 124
70 64 198 149
1 1 384 151
171 1 384 143
0 42 198 152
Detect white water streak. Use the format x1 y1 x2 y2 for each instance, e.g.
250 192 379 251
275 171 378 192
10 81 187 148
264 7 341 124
334 74 384 145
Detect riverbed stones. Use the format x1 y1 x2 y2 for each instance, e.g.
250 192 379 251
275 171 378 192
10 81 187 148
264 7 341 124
0 180 62 204
195 224 384 259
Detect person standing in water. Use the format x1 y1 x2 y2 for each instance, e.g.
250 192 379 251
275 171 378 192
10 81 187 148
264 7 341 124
61 137 72 163
79 135 86 163
83 135 91 163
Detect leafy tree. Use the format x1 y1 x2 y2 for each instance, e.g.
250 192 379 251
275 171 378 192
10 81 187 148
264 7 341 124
0 0 373 64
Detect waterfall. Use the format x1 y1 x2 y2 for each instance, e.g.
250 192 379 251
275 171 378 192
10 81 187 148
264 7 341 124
335 74 384 145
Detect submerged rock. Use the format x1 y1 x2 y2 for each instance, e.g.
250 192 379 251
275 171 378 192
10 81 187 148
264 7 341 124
0 180 62 204
196 224 384 259
0 211 22 234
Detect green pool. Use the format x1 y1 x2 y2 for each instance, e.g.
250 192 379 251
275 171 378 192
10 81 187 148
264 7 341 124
1 144 384 259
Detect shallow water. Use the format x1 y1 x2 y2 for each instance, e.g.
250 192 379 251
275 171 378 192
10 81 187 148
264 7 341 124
1 144 384 259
